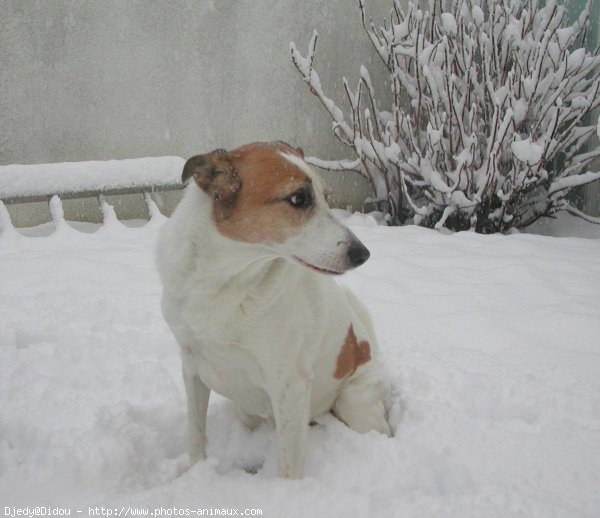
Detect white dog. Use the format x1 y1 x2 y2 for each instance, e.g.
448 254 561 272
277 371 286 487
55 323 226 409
157 141 391 478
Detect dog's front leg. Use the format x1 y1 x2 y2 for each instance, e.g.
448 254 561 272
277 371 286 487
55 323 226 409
182 357 210 465
272 377 311 479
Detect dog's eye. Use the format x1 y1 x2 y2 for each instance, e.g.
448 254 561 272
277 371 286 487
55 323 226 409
287 190 312 209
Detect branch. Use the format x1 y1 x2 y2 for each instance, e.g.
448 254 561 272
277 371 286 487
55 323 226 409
305 156 364 174
566 203 600 224
290 33 355 142
549 170 600 196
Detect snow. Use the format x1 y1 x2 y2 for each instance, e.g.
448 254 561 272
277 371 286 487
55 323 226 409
0 157 185 199
440 13 457 36
566 48 586 71
511 98 528 125
549 171 600 195
503 20 522 44
511 138 544 165
1 212 600 517
556 27 575 49
471 5 484 26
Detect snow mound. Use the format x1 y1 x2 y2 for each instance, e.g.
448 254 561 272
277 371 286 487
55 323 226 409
1 219 600 517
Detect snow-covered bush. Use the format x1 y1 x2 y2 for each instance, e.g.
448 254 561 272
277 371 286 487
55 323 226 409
291 0 600 232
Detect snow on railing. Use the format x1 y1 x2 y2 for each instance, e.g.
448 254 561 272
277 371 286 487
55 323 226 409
0 156 186 230
0 156 185 203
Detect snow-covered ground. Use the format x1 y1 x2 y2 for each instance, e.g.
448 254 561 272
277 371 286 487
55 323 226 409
1 210 600 517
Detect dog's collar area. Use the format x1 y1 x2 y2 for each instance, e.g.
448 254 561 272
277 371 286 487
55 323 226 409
293 256 344 275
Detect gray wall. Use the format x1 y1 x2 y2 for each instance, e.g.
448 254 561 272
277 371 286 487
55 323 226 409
0 0 391 209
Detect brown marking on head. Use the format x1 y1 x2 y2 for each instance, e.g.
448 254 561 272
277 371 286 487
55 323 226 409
334 324 371 379
186 141 316 244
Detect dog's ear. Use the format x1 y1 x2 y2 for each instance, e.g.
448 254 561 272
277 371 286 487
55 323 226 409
182 150 241 203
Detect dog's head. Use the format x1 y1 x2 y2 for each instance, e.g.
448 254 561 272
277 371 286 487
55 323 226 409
182 141 370 275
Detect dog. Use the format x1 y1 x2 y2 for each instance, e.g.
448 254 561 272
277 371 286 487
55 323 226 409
157 141 391 478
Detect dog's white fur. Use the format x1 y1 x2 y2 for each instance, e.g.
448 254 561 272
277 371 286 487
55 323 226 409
157 142 390 478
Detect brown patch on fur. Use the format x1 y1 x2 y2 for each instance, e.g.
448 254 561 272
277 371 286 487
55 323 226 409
213 142 313 244
334 325 371 379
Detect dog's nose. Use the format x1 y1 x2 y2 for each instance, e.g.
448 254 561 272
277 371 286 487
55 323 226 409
347 242 370 267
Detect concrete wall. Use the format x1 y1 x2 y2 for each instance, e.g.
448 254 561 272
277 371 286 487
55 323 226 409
0 0 391 209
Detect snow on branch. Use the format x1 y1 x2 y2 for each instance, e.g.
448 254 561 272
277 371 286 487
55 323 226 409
290 34 355 146
290 0 600 232
566 204 600 224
